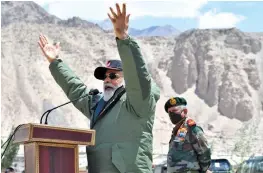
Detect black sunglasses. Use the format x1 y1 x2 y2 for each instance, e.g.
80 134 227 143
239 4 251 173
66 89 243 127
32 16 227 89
103 73 121 80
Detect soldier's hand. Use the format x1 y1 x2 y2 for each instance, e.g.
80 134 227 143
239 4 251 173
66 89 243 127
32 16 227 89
38 34 60 63
108 3 130 40
206 170 213 173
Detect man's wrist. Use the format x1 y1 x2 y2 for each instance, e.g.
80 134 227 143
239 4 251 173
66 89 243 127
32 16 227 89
116 32 129 40
48 55 59 63
48 58 56 63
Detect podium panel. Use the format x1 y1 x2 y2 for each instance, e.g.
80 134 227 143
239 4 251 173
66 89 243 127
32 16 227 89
25 142 78 173
13 124 95 173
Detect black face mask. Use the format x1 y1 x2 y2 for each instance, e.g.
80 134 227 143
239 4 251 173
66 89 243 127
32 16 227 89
169 112 183 124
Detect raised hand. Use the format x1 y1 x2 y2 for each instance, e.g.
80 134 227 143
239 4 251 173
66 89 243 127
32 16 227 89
108 3 130 40
38 34 60 63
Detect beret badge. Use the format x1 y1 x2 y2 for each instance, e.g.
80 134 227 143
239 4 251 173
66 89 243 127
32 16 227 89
169 98 176 105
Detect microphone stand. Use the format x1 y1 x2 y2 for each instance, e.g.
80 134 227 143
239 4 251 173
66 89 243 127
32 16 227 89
40 89 99 125
40 99 76 124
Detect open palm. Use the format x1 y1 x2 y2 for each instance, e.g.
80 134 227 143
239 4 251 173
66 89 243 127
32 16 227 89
38 34 60 63
108 3 130 39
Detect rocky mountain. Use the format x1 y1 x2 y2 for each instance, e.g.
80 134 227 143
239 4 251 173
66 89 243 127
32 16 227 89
129 25 180 37
98 19 180 37
1 1 263 171
1 1 100 29
97 18 112 30
1 1 59 26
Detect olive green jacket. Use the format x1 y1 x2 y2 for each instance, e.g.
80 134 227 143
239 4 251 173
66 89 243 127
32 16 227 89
49 36 160 173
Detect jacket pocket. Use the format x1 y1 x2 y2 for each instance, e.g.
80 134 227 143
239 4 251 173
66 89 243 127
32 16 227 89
112 144 126 173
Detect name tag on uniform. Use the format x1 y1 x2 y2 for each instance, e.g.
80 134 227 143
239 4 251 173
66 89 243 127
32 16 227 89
173 136 185 142
173 136 181 142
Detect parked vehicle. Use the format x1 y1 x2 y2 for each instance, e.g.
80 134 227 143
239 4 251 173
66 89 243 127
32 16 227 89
236 156 263 173
153 157 234 173
208 159 233 173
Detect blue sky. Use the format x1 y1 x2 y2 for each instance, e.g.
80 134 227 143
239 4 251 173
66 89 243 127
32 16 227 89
36 1 263 32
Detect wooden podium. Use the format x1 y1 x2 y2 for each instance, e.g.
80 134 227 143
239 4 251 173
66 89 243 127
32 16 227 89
13 123 95 173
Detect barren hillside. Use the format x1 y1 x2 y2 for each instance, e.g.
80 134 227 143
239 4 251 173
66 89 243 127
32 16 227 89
1 1 263 171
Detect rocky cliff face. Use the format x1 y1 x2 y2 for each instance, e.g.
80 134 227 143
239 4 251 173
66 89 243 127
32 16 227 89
167 28 262 121
1 1 263 168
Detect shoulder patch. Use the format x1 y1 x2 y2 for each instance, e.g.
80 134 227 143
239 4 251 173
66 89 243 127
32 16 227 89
187 119 196 127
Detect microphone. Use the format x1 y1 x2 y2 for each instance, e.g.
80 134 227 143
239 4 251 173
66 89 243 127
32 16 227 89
40 89 100 125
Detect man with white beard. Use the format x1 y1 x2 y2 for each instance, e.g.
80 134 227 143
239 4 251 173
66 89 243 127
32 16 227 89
38 3 160 173
93 59 126 120
97 60 125 102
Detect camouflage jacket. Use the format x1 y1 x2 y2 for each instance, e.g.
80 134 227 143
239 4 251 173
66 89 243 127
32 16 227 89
167 118 211 173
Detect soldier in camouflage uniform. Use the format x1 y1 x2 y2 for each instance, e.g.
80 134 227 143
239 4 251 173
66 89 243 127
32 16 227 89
164 97 211 173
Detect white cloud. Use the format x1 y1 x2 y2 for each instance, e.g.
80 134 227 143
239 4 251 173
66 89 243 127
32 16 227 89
34 0 208 21
198 8 246 29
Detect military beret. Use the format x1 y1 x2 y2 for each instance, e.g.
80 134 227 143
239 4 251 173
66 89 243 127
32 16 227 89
164 97 187 113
